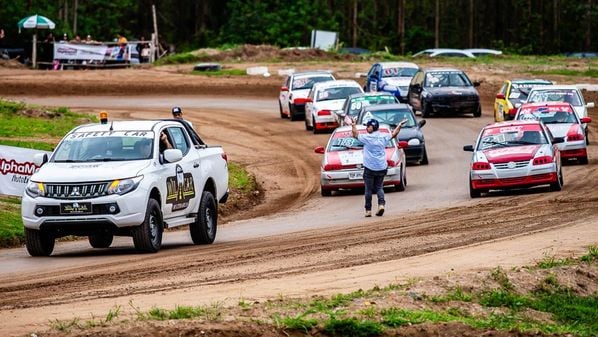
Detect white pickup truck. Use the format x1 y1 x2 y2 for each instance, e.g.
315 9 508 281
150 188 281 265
21 119 229 256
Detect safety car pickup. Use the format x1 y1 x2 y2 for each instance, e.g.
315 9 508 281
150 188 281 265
21 117 229 256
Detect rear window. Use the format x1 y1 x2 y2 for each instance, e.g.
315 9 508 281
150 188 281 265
359 109 416 127
317 86 362 101
347 95 397 117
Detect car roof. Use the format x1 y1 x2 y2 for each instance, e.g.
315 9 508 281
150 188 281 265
484 120 541 129
464 48 503 55
520 102 573 110
313 79 361 90
363 103 412 112
529 85 580 90
72 120 180 133
292 71 334 78
378 61 419 69
510 79 553 85
347 92 395 99
423 67 464 73
429 49 475 58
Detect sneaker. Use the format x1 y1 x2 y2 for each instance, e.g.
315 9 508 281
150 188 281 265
376 205 385 216
365 210 372 217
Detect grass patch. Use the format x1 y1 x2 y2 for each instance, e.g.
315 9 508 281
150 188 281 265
537 253 576 269
0 139 55 151
324 316 384 337
490 266 514 290
143 304 222 321
0 196 24 247
530 68 598 77
273 314 318 332
479 289 528 309
580 246 598 263
191 68 246 76
430 286 473 303
227 162 257 193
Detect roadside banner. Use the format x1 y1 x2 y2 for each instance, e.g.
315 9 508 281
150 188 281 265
54 43 107 61
0 145 50 197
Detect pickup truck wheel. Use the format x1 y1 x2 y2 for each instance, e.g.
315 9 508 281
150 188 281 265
25 228 55 256
132 198 163 253
190 191 217 244
89 233 113 248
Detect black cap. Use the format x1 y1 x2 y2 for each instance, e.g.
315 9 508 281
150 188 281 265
172 107 182 115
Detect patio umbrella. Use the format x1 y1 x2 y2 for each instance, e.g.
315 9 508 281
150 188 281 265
17 14 56 68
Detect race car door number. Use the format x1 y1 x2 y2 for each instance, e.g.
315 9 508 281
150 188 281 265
349 171 363 180
60 202 92 215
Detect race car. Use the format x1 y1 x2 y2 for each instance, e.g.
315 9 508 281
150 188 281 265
304 80 363 133
278 71 335 121
314 125 407 196
356 103 428 165
493 79 553 122
526 85 595 144
363 62 419 102
463 120 564 198
407 67 481 117
337 92 398 126
515 102 591 164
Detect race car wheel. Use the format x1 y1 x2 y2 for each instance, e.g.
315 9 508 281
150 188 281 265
305 117 313 131
88 233 113 248
279 101 286 119
25 228 55 256
421 147 429 165
312 118 319 134
289 104 300 121
321 188 332 197
422 102 432 118
395 167 406 192
579 156 589 165
469 179 481 198
190 191 217 244
550 168 563 192
133 198 163 253
473 105 482 118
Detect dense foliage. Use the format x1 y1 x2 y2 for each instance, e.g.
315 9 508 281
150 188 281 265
1 0 596 54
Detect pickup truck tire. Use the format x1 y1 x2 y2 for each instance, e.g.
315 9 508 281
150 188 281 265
132 198 163 253
25 228 55 256
190 191 217 244
89 234 114 248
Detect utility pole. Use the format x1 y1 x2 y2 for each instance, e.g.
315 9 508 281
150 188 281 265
352 0 357 48
152 4 160 60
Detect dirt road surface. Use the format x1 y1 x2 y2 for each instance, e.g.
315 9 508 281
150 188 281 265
0 64 597 336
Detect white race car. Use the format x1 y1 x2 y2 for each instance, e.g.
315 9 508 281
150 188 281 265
463 120 564 198
526 85 595 144
278 71 335 121
314 125 407 196
515 102 591 164
304 80 363 133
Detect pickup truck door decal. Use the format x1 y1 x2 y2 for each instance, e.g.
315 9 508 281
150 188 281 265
166 164 196 211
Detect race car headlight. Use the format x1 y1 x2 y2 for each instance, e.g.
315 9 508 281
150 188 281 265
107 176 143 195
407 138 421 146
25 181 45 198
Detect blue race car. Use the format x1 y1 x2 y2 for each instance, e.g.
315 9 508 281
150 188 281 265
363 62 420 103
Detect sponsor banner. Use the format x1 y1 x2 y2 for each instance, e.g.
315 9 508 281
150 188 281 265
0 145 50 197
53 43 132 61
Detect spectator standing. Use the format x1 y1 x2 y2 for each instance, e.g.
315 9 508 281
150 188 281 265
136 36 150 63
116 33 128 60
0 28 5 47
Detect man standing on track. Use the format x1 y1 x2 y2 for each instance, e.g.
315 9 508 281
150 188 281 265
351 117 407 217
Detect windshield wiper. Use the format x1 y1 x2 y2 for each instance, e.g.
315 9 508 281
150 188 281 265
88 157 127 162
482 140 507 147
53 159 77 163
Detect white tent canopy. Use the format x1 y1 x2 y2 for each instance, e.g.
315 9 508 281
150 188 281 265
17 14 56 68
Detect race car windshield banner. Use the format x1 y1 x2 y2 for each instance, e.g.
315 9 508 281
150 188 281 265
0 145 51 196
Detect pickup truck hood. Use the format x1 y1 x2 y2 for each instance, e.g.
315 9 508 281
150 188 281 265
32 160 150 183
483 145 541 164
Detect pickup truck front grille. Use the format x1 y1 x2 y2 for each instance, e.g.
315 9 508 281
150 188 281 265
45 182 110 199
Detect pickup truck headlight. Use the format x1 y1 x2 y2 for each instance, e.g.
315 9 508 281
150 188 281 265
107 176 143 195
25 181 45 198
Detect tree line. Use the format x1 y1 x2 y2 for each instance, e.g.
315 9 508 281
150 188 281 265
1 0 596 55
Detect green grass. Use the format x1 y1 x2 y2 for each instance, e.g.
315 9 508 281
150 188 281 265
530 69 598 77
0 196 24 247
580 246 598 263
537 253 576 269
0 139 55 151
429 286 473 303
144 304 222 321
227 162 257 193
323 316 384 337
273 314 318 332
191 68 246 76
479 289 529 309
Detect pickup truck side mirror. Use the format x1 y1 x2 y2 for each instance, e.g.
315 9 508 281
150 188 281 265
33 153 48 166
163 149 183 163
463 145 474 152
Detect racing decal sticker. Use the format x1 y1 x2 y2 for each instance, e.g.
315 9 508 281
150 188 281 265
166 164 196 212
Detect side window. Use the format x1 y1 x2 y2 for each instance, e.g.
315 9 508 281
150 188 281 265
168 127 190 155
500 82 508 96
285 76 291 88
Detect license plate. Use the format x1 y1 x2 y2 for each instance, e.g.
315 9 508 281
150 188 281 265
349 171 363 180
60 202 92 215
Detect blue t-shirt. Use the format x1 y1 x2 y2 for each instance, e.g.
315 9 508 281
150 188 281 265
358 131 391 171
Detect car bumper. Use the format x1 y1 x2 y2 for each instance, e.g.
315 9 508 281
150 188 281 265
320 167 401 190
314 115 338 130
21 187 148 231
430 100 479 113
557 141 587 159
404 144 425 163
470 163 557 190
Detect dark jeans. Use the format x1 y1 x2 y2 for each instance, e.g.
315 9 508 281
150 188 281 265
363 167 386 211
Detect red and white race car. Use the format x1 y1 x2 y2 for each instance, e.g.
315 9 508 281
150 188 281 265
314 125 407 196
278 71 335 121
463 120 564 198
515 102 591 164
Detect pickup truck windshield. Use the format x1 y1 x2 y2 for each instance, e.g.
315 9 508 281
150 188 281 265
53 131 155 162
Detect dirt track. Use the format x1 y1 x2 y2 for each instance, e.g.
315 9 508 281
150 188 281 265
0 64 597 336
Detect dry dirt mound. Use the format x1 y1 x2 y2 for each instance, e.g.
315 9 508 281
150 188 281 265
192 44 358 62
0 58 26 69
